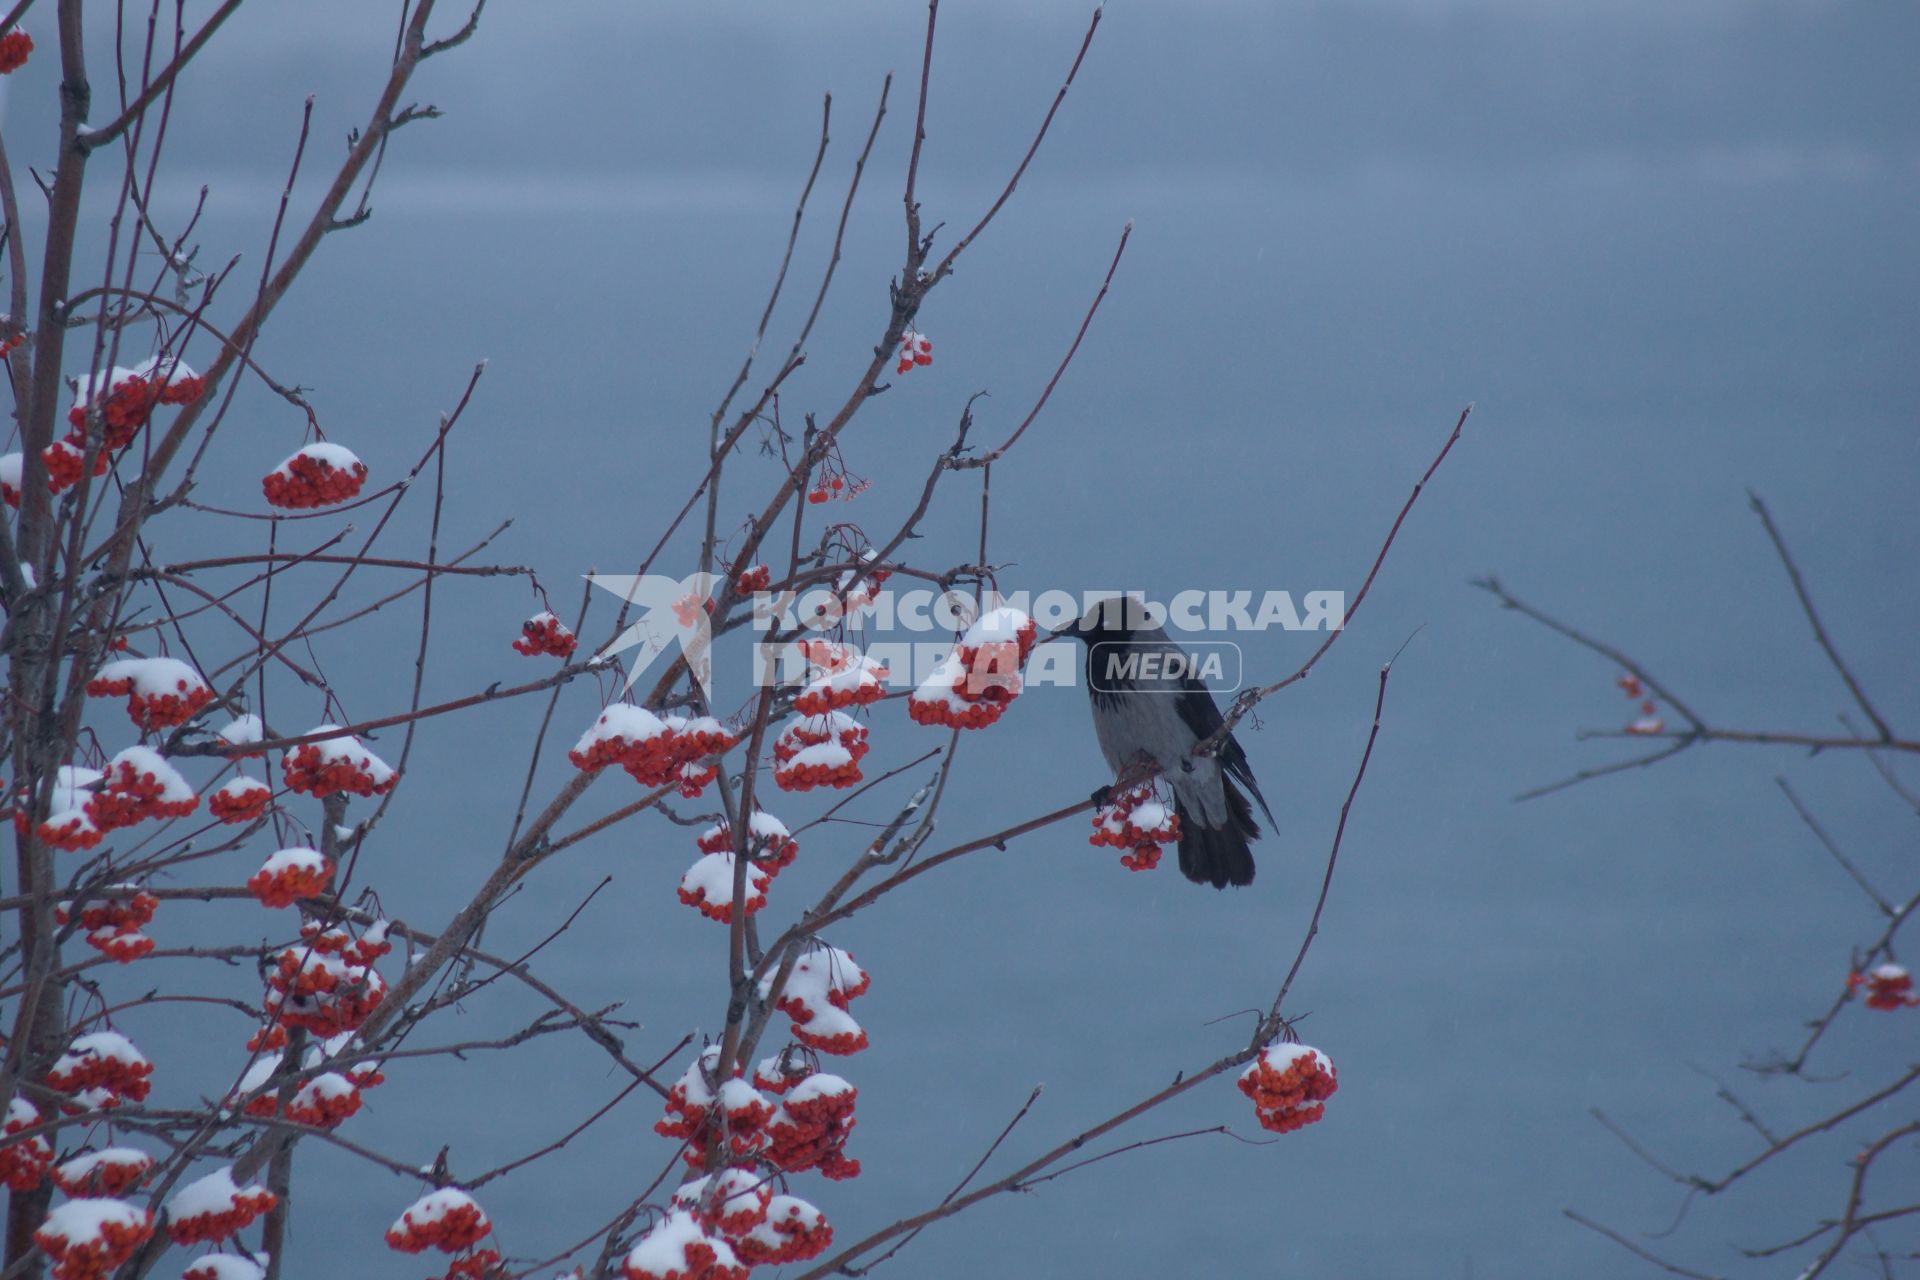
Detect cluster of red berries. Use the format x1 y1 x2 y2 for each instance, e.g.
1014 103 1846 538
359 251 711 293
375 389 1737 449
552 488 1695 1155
656 1175 833 1271
805 469 870 505
246 847 334 908
1850 963 1917 1011
264 927 389 1036
50 1150 152 1200
262 443 368 509
0 31 33 74
66 366 201 447
181 1256 267 1280
655 1048 775 1170
908 607 1037 730
87 747 199 830
43 361 205 496
793 641 889 716
439 1248 502 1280
699 812 798 873
772 712 869 791
1 1099 53 1191
569 705 739 792
622 1211 748 1280
764 944 871 1057
735 564 772 594
673 1168 771 1237
165 1168 279 1244
25 774 103 852
285 1072 365 1128
41 440 109 496
46 1031 154 1110
512 611 578 658
1237 1042 1338 1134
59 889 159 964
281 728 397 798
207 777 272 824
1615 674 1664 736
1089 784 1182 872
34 1199 154 1280
680 812 802 923
385 1189 492 1254
732 1194 833 1267
678 850 769 924
763 1069 861 1180
895 329 933 375
86 657 215 730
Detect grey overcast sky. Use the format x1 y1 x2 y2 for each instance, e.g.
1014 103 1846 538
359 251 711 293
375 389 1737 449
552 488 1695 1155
7 1 1918 1277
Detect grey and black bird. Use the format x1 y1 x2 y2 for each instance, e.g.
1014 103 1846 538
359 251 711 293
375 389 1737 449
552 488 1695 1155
1057 597 1272 889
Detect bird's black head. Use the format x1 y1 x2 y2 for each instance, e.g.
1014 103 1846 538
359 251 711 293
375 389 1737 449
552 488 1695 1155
1051 595 1157 644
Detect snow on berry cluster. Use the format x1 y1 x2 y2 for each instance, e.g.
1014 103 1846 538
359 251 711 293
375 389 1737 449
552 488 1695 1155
761 1068 860 1181
655 1047 775 1170
570 705 739 797
281 726 397 798
655 1048 860 1180
894 328 933 376
246 847 334 908
772 711 868 792
234 1025 385 1127
622 1210 748 1280
85 657 215 730
262 921 391 1036
1850 962 1917 1011
57 887 159 963
261 442 368 509
207 776 272 824
512 610 578 658
42 357 205 497
164 1166 278 1244
45 1030 154 1111
908 606 1037 731
182 1255 266 1280
679 812 798 925
1 1099 54 1191
22 766 105 852
50 1148 152 1198
761 944 871 1056
1089 783 1181 873
86 746 199 830
792 640 888 716
624 1180 835 1280
33 1198 154 1280
66 357 204 445
1237 1041 1338 1135
385 1187 492 1253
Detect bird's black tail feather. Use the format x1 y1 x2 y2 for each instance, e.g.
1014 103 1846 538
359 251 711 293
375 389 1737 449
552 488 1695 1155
1175 777 1259 889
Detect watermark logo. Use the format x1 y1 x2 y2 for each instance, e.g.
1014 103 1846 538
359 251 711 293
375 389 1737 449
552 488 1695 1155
1087 640 1242 696
586 572 717 697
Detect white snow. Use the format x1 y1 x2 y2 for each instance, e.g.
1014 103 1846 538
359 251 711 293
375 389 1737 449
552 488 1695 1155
623 1210 739 1279
290 726 395 787
166 1166 264 1220
258 847 328 876
389 1187 486 1232
270 442 363 478
38 1198 150 1245
53 1030 150 1075
105 745 196 803
93 656 209 699
217 714 264 747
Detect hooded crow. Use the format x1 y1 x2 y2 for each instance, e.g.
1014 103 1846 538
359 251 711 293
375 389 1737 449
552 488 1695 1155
1057 597 1272 888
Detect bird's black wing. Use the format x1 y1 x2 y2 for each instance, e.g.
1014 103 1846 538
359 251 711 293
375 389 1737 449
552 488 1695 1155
1171 672 1276 829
